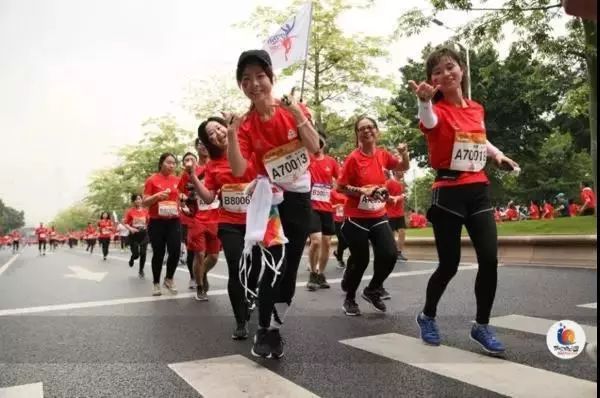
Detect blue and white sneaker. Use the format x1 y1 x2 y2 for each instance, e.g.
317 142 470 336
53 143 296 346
470 323 505 355
416 312 441 346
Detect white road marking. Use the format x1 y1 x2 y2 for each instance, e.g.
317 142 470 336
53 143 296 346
169 354 320 397
577 302 597 309
490 314 597 344
64 266 107 282
341 333 597 398
0 382 43 398
0 254 19 277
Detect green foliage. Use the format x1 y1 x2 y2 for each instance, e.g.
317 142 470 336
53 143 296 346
85 116 194 216
51 203 96 233
406 170 435 213
0 199 25 234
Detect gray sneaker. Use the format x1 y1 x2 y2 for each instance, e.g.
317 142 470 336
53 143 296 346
195 287 208 301
163 279 178 294
318 273 330 289
306 272 319 291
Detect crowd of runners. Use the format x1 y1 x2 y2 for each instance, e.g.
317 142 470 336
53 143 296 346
3 45 597 362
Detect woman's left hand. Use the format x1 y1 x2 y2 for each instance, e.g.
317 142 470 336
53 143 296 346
494 153 519 171
278 89 302 118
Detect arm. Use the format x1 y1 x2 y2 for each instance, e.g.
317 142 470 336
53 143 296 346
392 144 410 172
226 117 248 177
417 100 438 129
189 173 216 204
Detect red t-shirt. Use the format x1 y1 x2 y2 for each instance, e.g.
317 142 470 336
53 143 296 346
385 178 405 218
178 165 220 224
409 213 420 228
569 203 579 217
580 187 596 209
203 156 258 225
331 190 347 223
505 208 518 221
124 207 149 229
237 103 313 176
49 228 57 238
543 203 555 219
338 148 400 219
144 173 181 220
309 154 340 213
85 226 97 239
419 99 489 189
529 204 540 220
11 231 21 240
417 214 428 228
494 209 501 222
97 220 113 238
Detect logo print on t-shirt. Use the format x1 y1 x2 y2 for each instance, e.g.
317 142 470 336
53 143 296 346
288 129 298 140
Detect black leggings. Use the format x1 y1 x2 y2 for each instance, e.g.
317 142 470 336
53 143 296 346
86 239 96 252
12 241 19 251
341 217 397 299
186 250 195 279
148 218 181 284
38 240 46 252
218 224 261 324
129 231 149 271
423 183 498 324
120 237 128 250
334 221 348 259
99 238 111 257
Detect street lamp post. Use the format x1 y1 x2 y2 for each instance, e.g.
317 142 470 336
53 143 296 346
432 18 471 100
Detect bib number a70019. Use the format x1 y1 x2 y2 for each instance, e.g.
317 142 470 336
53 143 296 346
449 131 487 172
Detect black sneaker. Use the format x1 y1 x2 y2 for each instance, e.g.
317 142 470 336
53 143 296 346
336 259 346 269
203 272 210 293
318 273 330 289
306 272 319 291
232 322 249 340
343 298 361 316
362 287 386 312
128 258 134 267
251 328 270 358
268 329 285 359
379 287 391 300
397 251 408 262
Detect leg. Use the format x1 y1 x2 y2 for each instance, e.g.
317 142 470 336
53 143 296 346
139 236 148 272
308 232 321 273
186 249 195 280
318 235 332 273
218 224 248 324
341 220 370 299
148 221 167 284
367 221 398 289
164 220 181 280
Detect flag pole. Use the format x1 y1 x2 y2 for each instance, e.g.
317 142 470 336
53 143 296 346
299 1 313 102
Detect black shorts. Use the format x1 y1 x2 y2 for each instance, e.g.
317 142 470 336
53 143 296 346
309 209 335 236
428 182 493 222
389 216 407 231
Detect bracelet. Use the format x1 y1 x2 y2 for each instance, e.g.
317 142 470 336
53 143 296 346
297 119 309 128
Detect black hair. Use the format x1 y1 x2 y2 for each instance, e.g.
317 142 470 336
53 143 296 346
158 152 177 172
236 59 274 85
353 116 378 147
425 46 469 103
182 152 198 162
194 137 201 147
197 117 227 159
582 181 590 187
100 211 110 220
131 193 142 203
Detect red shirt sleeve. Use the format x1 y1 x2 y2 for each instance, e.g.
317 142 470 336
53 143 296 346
177 173 188 194
124 210 132 226
383 150 400 170
332 158 341 179
337 156 356 187
237 125 253 161
144 176 154 196
203 166 217 191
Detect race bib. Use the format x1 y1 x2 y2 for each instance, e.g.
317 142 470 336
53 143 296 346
449 131 487 172
264 140 310 184
101 228 111 235
198 198 220 211
311 183 332 203
39 233 47 239
132 217 146 228
358 194 386 212
221 183 251 213
158 201 178 217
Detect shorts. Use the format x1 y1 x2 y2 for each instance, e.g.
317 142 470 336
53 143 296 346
187 222 221 254
428 183 493 222
309 209 335 236
389 216 407 231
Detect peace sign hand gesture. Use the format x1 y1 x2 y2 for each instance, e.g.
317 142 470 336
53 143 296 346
222 111 244 137
408 80 440 102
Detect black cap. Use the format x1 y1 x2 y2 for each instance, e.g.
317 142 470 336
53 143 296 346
236 50 272 83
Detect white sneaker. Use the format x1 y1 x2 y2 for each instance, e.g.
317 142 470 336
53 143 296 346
152 284 162 296
164 279 178 294
189 279 197 290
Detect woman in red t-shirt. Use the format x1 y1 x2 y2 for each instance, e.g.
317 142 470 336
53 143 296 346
186 116 260 340
143 153 181 296
568 199 580 217
97 211 114 261
225 50 320 358
337 116 410 316
124 194 150 278
529 200 540 220
35 222 48 255
410 46 519 354
85 222 97 254
542 199 555 219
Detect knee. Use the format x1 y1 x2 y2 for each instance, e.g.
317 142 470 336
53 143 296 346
309 236 321 250
436 262 460 280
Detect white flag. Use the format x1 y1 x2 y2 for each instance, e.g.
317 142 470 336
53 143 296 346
263 2 312 70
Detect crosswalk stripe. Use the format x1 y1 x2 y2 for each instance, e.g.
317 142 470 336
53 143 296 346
490 314 597 344
169 354 320 397
0 382 43 398
340 333 596 398
577 302 597 309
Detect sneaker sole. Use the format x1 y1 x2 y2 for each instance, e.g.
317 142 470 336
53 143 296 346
342 306 361 316
319 285 331 289
195 296 208 301
361 293 386 313
414 314 441 346
306 283 319 291
232 334 248 340
152 292 162 296
469 334 505 356
251 348 270 358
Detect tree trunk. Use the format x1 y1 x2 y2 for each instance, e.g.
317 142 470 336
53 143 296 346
583 20 597 217
313 50 323 132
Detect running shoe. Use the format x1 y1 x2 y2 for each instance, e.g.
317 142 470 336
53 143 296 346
343 298 361 316
152 284 162 296
397 251 408 262
379 287 391 300
470 323 505 355
251 328 271 358
103 256 107 261
361 287 386 312
232 322 249 340
306 272 319 291
268 329 284 359
416 312 441 346
163 279 178 294
138 271 145 279
318 273 330 289
128 258 134 268
195 287 208 301
189 279 197 290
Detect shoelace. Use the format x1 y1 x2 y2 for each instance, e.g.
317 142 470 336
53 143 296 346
477 325 497 342
423 318 439 336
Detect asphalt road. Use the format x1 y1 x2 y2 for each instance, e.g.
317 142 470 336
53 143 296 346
0 244 596 397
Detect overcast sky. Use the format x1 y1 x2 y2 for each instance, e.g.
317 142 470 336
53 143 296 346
0 0 569 226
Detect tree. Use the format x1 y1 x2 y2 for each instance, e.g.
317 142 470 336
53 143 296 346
394 0 597 209
86 115 194 216
406 170 435 213
237 0 392 155
52 203 96 233
182 75 249 120
0 199 25 233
